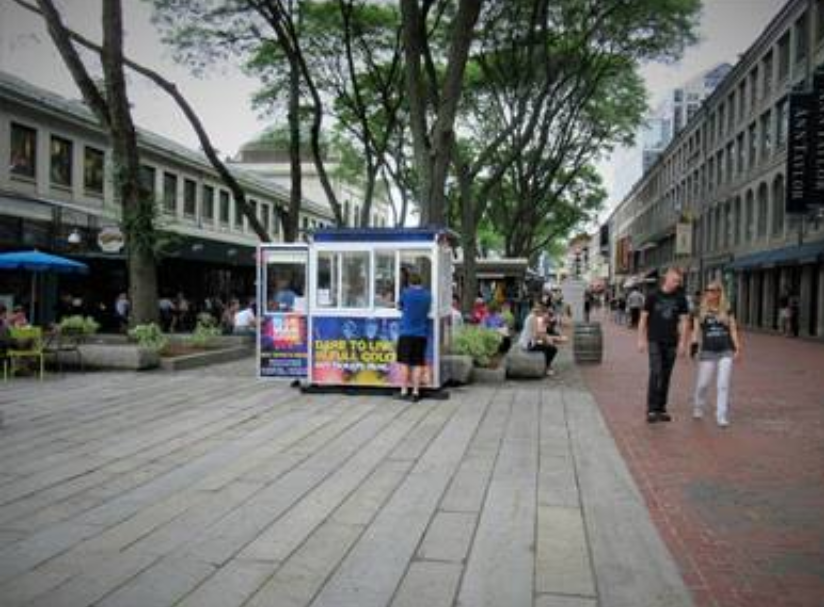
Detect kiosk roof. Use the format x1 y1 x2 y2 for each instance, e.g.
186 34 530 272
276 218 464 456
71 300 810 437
312 227 452 244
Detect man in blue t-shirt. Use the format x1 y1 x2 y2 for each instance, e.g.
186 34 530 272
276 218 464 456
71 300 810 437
397 272 432 402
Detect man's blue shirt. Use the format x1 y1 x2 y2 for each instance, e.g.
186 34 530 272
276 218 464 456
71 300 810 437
399 286 431 337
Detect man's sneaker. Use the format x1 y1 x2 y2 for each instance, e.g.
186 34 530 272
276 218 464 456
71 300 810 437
646 412 659 424
658 412 672 422
692 408 704 419
717 417 729 428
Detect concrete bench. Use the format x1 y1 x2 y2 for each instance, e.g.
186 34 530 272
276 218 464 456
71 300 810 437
505 348 546 379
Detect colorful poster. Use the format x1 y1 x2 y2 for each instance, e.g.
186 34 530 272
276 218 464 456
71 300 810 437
311 316 434 387
260 313 308 378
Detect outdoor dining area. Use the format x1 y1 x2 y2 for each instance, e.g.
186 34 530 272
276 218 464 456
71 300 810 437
0 250 89 380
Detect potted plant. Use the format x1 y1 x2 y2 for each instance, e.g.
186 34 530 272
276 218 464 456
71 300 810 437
58 315 100 343
189 314 222 350
451 325 505 383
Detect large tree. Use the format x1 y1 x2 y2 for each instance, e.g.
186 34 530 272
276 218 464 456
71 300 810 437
28 0 158 323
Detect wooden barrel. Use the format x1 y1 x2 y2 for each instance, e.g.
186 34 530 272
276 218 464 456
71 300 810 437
573 322 603 364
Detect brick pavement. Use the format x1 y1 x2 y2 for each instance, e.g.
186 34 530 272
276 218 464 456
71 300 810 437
579 314 824 607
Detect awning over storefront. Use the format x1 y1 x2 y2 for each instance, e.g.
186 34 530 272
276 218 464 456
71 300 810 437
729 239 824 271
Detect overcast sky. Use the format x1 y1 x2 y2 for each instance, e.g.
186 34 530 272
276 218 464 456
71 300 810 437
0 0 786 208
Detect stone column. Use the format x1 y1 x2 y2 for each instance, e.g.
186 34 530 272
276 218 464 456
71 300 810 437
738 272 749 325
799 265 814 337
749 272 761 327
762 270 775 330
817 264 824 339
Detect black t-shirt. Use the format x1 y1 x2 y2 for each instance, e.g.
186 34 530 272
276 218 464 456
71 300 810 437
644 289 689 344
700 312 734 352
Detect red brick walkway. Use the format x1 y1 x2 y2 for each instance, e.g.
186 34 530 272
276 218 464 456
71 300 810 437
579 314 824 607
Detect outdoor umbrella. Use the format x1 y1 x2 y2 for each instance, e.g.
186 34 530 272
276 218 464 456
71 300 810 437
0 250 89 323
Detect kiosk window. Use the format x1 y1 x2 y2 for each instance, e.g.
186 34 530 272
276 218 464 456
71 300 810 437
341 252 369 308
266 255 306 313
317 252 339 308
374 251 396 308
400 251 432 291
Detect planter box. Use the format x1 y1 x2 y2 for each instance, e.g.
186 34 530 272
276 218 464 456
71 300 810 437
159 345 253 372
54 344 159 370
472 365 506 384
441 354 474 385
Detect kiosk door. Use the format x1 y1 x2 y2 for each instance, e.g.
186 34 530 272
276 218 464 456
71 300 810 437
258 245 309 379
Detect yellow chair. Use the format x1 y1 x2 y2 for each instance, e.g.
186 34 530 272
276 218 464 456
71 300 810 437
8 326 45 380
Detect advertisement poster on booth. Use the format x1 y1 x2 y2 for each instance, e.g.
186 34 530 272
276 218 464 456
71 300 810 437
260 313 308 377
311 316 434 387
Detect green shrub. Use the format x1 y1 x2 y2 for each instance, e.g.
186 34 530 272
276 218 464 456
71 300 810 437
451 325 502 368
58 315 99 337
190 314 222 348
128 322 168 351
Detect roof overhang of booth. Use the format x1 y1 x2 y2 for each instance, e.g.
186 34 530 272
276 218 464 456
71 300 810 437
312 227 459 246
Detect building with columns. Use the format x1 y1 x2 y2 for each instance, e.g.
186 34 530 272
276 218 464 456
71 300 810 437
0 71 353 324
607 0 824 340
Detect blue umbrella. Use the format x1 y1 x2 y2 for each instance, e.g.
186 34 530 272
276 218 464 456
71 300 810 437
0 250 89 323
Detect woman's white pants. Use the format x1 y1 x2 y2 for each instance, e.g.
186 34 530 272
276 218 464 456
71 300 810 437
693 356 733 423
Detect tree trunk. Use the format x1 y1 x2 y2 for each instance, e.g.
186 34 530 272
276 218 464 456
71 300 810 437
101 0 158 324
285 58 303 242
457 163 478 314
360 165 378 227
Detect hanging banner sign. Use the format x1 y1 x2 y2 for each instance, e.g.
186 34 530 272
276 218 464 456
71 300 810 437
810 72 824 207
786 91 816 214
675 222 693 256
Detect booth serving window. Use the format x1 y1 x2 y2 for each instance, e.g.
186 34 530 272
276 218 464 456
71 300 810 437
400 251 433 291
374 251 396 308
316 252 339 308
265 252 306 313
341 252 369 308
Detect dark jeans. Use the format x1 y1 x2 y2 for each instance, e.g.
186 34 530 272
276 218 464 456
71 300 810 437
647 341 677 413
529 343 558 370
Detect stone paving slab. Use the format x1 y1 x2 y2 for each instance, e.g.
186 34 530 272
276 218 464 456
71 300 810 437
0 356 693 607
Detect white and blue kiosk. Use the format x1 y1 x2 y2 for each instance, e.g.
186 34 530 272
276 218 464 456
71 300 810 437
257 228 455 390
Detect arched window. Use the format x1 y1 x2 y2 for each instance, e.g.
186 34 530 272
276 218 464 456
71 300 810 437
745 190 755 243
772 174 785 237
733 196 742 246
757 183 768 238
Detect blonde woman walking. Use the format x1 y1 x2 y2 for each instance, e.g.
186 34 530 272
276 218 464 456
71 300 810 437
690 281 741 427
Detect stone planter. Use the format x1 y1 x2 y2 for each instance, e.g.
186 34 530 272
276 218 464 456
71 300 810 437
159 345 253 371
472 364 506 384
53 344 160 370
441 354 474 385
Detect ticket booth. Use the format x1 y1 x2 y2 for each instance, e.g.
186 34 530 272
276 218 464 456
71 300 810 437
257 228 455 390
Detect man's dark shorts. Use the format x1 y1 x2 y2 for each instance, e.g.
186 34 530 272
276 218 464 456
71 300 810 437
397 335 427 366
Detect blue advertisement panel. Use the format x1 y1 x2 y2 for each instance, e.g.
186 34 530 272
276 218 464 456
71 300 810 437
260 313 308 377
311 316 434 387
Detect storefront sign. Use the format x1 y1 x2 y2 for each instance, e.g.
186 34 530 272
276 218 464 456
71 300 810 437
259 313 307 377
97 226 125 253
786 91 816 214
311 316 433 387
675 222 693 256
811 72 824 206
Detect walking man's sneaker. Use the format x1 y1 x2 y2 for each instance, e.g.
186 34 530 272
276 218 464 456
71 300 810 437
717 417 729 428
647 412 659 423
658 412 672 422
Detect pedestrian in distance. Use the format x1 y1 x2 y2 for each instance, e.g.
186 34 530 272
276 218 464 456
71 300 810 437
396 272 432 402
627 288 645 328
637 267 691 423
690 280 741 428
114 292 130 333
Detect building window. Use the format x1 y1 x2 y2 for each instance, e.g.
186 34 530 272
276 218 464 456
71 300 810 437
795 13 809 65
234 198 244 230
184 178 197 217
202 185 214 222
738 82 746 122
219 190 230 225
749 68 758 109
748 123 758 170
762 51 773 98
736 133 745 175
757 183 769 238
50 135 72 187
163 172 177 213
778 33 790 80
776 98 788 146
760 112 772 160
139 165 156 201
745 190 755 242
733 197 742 245
724 201 733 248
10 122 37 179
727 94 735 133
718 104 726 140
817 0 824 42
84 147 105 195
772 175 785 236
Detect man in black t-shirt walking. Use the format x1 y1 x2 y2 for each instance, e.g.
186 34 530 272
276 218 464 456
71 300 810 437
637 268 690 423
